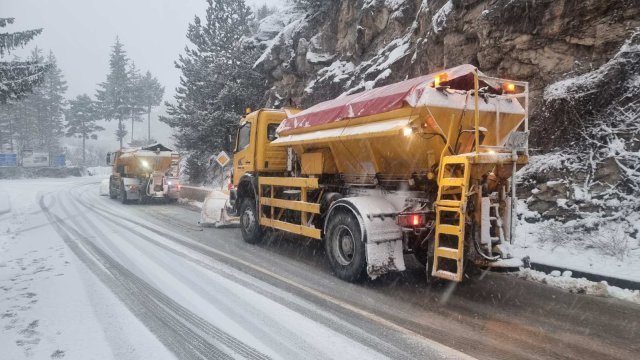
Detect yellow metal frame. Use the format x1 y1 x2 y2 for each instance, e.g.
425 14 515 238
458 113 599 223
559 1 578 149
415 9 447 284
258 176 322 240
433 153 471 282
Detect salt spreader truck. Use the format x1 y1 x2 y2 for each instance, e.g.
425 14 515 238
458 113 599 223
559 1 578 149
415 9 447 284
226 64 530 282
107 143 181 204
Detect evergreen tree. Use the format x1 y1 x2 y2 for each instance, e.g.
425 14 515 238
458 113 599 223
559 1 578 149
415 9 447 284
0 49 66 153
138 70 164 142
161 0 267 181
0 18 49 103
65 94 104 166
126 61 145 143
96 37 131 148
255 4 276 20
38 51 67 152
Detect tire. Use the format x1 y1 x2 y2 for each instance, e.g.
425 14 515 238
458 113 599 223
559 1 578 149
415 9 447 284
109 177 118 199
109 186 118 199
415 236 439 284
416 250 440 285
120 182 129 204
324 210 367 282
239 198 262 244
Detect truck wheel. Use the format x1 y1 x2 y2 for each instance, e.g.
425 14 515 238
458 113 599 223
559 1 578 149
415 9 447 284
109 177 118 199
120 182 128 204
239 198 262 244
109 185 117 199
325 210 367 282
415 238 439 284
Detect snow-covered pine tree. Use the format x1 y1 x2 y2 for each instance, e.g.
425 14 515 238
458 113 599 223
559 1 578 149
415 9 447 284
126 61 145 143
0 18 49 104
161 0 267 181
65 94 104 166
0 48 66 153
38 51 67 153
137 70 164 142
96 37 131 148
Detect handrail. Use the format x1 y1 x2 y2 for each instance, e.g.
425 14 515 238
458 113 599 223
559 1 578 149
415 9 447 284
473 68 480 158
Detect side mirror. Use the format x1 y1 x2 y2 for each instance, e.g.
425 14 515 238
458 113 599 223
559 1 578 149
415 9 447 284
106 153 111 165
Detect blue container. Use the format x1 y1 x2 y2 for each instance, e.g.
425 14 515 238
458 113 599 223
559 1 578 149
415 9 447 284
0 153 18 167
52 154 65 167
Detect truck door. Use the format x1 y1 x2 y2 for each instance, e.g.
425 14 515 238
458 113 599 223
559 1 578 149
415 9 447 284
233 119 255 185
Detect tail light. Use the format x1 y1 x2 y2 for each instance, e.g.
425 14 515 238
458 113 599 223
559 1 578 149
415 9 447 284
397 213 426 228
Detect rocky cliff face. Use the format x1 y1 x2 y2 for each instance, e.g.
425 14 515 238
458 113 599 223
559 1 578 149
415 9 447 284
255 0 638 147
253 0 640 268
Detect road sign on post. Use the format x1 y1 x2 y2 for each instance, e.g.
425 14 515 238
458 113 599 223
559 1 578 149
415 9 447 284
215 151 230 167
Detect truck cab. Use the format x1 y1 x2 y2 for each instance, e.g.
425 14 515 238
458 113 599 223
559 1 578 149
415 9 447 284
231 109 297 210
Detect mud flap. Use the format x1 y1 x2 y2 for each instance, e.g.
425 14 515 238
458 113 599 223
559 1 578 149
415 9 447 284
366 240 405 279
200 190 239 227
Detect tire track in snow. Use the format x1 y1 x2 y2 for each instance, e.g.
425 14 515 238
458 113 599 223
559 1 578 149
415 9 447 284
62 189 322 360
39 191 272 360
72 183 474 360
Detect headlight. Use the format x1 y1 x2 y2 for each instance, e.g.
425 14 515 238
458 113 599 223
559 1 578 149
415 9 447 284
141 160 149 168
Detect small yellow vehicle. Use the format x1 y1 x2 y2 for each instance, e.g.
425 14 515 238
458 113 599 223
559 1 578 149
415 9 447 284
106 143 181 204
227 64 529 282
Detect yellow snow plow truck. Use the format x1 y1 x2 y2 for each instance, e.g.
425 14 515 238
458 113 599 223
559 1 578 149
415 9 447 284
107 143 181 204
226 64 530 282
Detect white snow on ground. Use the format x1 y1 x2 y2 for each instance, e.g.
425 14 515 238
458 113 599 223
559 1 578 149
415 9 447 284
178 198 204 209
1 176 429 359
512 194 640 283
86 166 112 177
513 269 640 304
0 179 175 360
511 150 640 283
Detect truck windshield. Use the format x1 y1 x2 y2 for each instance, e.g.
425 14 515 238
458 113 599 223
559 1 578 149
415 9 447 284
236 122 251 151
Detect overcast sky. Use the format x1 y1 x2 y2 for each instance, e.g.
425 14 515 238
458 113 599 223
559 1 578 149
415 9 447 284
2 0 284 148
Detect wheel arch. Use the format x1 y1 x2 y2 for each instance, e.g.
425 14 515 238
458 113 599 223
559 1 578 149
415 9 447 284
235 174 258 212
324 196 406 278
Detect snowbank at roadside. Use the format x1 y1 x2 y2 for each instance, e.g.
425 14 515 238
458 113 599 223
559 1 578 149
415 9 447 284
514 268 640 304
85 166 111 177
178 198 203 210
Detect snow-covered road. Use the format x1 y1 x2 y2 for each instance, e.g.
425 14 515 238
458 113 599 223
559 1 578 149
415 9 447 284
0 178 465 359
1 177 639 360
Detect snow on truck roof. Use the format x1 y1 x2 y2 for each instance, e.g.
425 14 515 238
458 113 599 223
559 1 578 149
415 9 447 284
120 143 174 153
277 64 522 135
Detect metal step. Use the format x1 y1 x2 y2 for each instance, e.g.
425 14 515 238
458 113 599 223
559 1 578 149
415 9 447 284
433 270 461 282
435 247 462 260
437 224 462 236
437 199 463 208
440 178 466 187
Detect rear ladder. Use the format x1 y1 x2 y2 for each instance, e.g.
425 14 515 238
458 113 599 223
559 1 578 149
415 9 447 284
433 155 471 282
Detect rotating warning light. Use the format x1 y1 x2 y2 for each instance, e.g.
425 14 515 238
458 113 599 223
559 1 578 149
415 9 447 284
503 82 516 93
434 72 448 87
